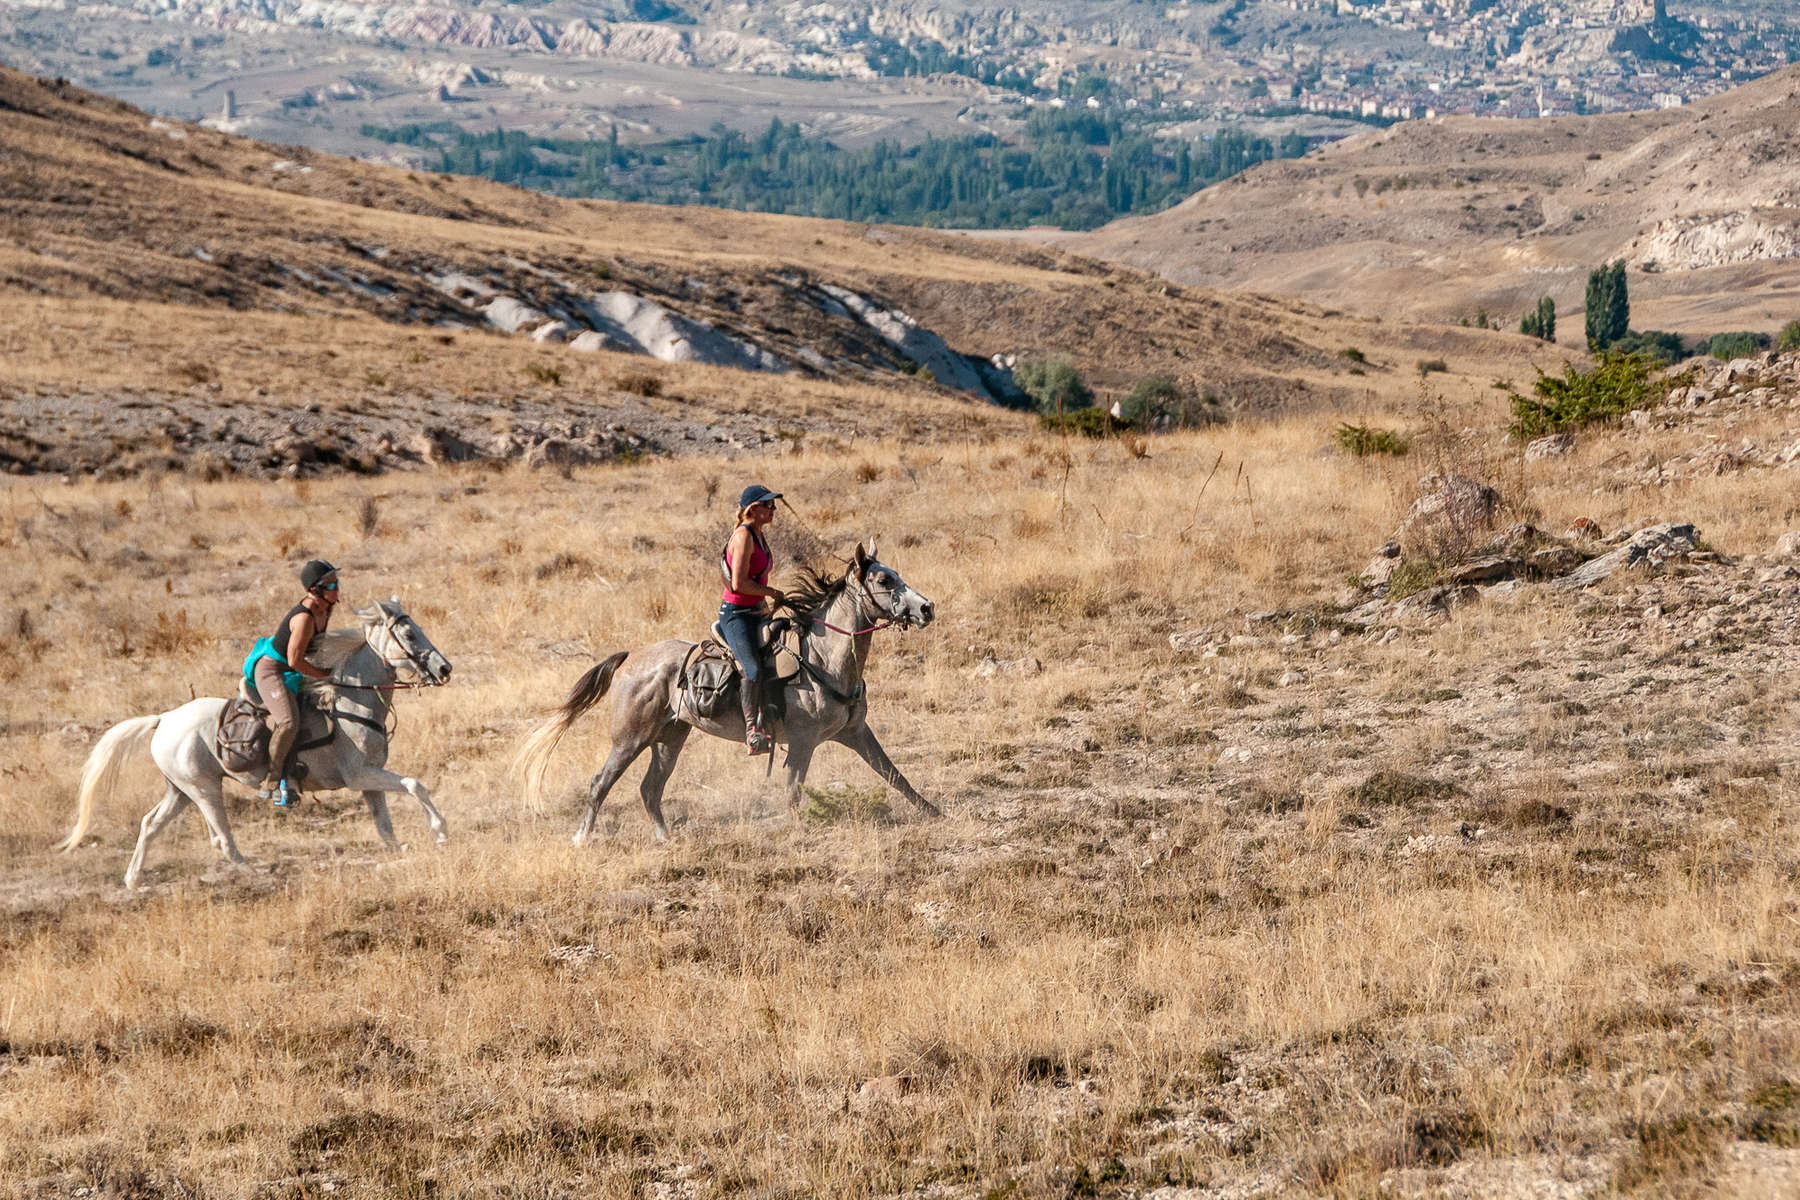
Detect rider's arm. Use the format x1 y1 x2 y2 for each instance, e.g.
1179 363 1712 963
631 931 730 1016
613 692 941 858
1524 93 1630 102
286 612 330 679
728 527 783 604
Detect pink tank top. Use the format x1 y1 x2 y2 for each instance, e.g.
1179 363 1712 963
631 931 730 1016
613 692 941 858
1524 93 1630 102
721 526 771 606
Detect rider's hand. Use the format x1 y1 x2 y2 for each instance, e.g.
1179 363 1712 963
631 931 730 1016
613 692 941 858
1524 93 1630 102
765 588 786 607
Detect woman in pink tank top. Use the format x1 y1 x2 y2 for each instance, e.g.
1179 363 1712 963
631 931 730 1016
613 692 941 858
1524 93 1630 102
718 484 786 755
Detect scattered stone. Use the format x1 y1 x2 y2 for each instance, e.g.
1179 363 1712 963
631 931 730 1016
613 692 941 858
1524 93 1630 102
1556 523 1699 589
1776 531 1800 558
1527 546 1586 577
1167 629 1217 653
1524 432 1574 461
1396 474 1501 554
1390 584 1480 623
855 1075 915 1107
410 426 485 465
973 656 1042 678
1447 554 1521 585
1278 670 1308 687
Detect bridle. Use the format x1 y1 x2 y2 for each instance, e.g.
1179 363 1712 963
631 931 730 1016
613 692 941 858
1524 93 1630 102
332 609 444 693
809 572 908 637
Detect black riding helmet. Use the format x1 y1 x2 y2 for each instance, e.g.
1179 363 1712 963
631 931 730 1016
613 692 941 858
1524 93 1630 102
301 559 338 592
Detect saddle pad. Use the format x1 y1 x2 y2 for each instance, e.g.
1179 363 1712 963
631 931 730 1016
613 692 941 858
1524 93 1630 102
678 640 739 721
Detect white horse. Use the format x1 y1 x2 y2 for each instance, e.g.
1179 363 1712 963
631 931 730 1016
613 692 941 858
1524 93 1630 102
59 600 452 888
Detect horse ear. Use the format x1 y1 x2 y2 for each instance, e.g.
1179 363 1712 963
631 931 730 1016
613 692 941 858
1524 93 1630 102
865 537 878 562
852 542 868 572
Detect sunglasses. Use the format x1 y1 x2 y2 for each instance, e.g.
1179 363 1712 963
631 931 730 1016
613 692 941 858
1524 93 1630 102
319 581 339 591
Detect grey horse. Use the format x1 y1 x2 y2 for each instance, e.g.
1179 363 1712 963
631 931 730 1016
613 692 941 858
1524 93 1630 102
517 543 938 843
59 600 453 888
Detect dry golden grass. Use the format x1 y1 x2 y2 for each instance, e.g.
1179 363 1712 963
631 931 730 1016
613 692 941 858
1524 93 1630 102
4 387 1799 1198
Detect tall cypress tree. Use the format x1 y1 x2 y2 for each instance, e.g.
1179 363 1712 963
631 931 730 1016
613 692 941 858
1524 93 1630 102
1585 265 1614 351
1606 260 1630 347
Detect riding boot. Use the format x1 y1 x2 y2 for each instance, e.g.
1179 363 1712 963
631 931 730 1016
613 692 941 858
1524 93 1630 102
741 677 771 756
266 722 299 788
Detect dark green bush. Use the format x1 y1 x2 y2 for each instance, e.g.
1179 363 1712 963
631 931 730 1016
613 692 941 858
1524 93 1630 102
1417 358 1449 376
1778 320 1800 352
1609 329 1687 365
1701 330 1770 360
1014 358 1093 415
1333 423 1410 457
1338 347 1367 363
1118 374 1181 422
1508 353 1660 438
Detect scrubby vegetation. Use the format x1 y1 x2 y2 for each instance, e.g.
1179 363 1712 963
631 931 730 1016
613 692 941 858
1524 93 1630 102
1014 357 1093 415
1507 352 1661 437
1333 422 1411 457
1519 296 1556 342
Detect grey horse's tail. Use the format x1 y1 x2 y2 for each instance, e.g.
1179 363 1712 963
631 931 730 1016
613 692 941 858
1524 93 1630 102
58 714 162 852
514 651 629 812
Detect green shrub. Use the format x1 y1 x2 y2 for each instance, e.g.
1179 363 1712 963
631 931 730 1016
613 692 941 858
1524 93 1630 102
1702 330 1770 360
1118 374 1181 422
1338 347 1367 363
1039 407 1123 438
1609 329 1687 365
1778 320 1800 352
1333 423 1410 457
1014 357 1093 415
1508 353 1660 438
1417 358 1449 376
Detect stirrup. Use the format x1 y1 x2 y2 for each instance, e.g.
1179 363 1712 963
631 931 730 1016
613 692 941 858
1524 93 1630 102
745 724 772 756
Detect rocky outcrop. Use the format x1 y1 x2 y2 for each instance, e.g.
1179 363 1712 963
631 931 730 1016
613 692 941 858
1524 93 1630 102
818 284 993 395
1638 209 1800 272
1395 474 1501 556
576 292 786 372
1556 523 1700 589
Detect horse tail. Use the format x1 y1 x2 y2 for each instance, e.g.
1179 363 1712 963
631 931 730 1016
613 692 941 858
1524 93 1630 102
58 714 162 852
514 651 628 812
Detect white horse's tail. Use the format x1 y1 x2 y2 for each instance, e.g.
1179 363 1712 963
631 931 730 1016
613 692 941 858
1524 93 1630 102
58 715 162 851
514 651 627 813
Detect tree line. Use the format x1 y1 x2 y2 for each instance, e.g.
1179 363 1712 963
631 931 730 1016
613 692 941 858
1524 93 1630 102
361 113 1309 230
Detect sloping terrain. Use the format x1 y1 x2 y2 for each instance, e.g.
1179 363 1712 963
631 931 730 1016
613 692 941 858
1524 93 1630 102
0 68 1548 477
1074 64 1800 339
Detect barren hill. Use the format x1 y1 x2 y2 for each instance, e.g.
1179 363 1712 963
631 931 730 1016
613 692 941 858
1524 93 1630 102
1073 65 1800 342
0 68 1546 477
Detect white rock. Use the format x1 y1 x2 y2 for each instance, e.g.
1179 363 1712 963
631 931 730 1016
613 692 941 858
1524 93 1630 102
483 297 546 334
529 321 569 344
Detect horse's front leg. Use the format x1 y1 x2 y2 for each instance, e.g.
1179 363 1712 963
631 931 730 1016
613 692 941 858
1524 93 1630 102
833 724 939 817
783 738 817 814
363 791 400 852
341 764 448 847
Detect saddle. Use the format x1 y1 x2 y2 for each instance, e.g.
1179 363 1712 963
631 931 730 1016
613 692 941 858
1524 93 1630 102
214 678 337 782
677 618 802 723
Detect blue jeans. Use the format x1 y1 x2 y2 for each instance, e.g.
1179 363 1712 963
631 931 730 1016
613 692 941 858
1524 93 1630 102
717 602 766 683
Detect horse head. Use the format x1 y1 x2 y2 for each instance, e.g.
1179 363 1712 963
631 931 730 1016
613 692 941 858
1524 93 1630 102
852 541 934 629
357 598 452 685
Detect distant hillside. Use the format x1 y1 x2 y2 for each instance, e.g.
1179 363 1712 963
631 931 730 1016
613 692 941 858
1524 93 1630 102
0 68 1550 478
1071 65 1800 343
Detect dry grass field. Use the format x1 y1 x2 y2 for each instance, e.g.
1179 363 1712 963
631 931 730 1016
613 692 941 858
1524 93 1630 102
4 374 1800 1198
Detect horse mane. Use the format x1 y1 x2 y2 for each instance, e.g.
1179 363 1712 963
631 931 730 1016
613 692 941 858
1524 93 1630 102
308 628 368 671
782 563 850 625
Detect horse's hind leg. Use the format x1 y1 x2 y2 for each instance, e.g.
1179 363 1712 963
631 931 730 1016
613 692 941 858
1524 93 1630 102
124 780 191 889
574 734 657 847
187 773 249 867
639 725 691 843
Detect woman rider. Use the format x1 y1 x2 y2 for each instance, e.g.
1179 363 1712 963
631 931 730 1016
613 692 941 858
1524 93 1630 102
242 559 340 805
719 485 785 756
